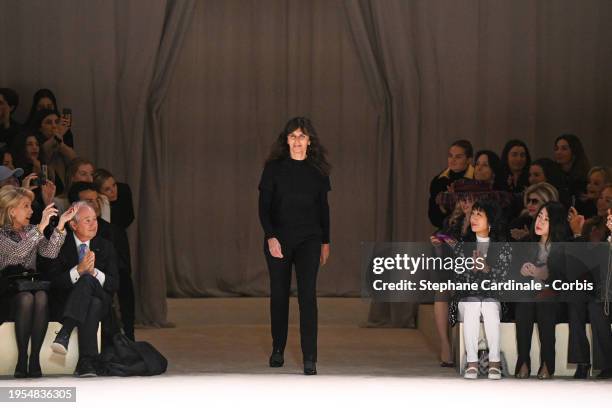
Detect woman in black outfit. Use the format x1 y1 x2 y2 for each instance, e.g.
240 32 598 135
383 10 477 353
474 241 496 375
93 168 136 340
501 140 531 194
553 134 591 208
258 117 331 376
514 201 571 379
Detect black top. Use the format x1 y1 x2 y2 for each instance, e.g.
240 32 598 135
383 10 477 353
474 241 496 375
258 158 331 243
111 182 135 230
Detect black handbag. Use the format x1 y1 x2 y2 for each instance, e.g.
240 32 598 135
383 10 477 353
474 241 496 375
1 265 50 292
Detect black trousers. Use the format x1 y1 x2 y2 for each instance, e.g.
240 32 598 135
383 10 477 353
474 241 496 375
62 274 112 359
568 301 612 370
515 302 559 374
264 234 321 362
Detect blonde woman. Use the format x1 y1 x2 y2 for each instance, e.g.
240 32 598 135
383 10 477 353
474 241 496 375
509 182 559 241
0 185 76 378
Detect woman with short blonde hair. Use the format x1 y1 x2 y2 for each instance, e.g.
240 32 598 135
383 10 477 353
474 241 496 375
0 185 76 378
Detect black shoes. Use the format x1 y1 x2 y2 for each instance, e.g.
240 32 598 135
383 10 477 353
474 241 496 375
28 357 42 378
51 330 70 355
304 360 317 375
269 350 284 367
596 368 612 379
74 359 97 378
574 363 591 379
14 357 27 379
269 349 317 375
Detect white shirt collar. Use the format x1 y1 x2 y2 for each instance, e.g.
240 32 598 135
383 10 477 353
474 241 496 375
476 235 490 243
74 234 91 248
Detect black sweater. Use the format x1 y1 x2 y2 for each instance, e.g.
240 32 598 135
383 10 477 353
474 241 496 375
258 158 330 243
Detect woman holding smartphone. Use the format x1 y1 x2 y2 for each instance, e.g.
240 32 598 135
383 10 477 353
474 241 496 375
25 89 74 148
32 109 77 195
0 186 76 377
258 117 331 375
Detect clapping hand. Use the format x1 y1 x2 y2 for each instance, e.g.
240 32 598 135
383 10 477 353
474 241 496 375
77 250 95 275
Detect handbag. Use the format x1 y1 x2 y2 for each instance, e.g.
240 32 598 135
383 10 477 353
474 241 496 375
1 265 50 292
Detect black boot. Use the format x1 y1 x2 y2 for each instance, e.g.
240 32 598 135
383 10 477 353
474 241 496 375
269 350 284 367
14 355 27 379
574 363 590 379
28 355 42 378
304 360 317 375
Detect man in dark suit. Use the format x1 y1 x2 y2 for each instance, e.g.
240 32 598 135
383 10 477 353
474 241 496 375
44 201 119 377
68 182 135 340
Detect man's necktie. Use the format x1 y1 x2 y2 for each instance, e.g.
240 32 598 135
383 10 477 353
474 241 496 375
78 243 87 263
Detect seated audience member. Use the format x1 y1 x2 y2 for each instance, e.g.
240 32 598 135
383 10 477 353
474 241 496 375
55 158 110 220
43 202 118 377
32 109 77 195
553 134 591 207
500 140 531 194
509 182 559 242
429 195 474 367
0 186 75 378
447 200 511 380
25 89 74 148
11 131 56 183
575 166 612 220
93 169 134 230
11 132 58 225
514 202 570 379
428 140 474 230
2 147 16 169
473 150 506 191
0 165 23 188
68 181 135 340
563 184 612 379
528 158 570 207
0 88 22 149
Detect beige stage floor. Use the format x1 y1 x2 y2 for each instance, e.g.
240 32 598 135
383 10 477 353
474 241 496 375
134 297 453 377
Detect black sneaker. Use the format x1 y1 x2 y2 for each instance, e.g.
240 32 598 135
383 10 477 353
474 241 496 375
74 359 97 378
269 350 284 367
51 331 70 355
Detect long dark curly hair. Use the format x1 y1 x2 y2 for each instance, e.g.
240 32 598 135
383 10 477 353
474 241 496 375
266 117 331 176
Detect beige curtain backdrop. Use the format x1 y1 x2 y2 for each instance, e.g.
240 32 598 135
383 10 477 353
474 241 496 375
2 0 611 325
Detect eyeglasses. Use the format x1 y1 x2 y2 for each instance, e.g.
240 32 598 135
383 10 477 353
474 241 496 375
527 198 541 205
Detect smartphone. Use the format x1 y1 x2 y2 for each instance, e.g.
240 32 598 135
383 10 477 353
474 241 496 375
41 164 48 185
434 232 453 242
62 108 72 127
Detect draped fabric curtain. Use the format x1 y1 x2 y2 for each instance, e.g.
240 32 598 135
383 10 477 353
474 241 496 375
161 0 380 297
